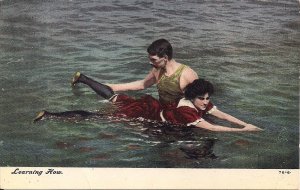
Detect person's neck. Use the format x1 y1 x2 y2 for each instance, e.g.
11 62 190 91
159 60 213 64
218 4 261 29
164 59 180 76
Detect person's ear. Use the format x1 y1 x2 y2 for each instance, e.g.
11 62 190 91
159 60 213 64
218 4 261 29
164 55 168 61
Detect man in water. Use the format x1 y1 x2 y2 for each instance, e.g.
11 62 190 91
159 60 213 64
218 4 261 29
72 39 198 106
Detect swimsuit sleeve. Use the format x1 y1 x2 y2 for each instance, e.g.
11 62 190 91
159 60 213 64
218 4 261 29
206 102 217 114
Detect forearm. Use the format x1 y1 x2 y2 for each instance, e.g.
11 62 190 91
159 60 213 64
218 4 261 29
223 113 248 127
195 120 260 132
107 80 146 92
207 125 246 132
212 110 248 127
107 70 156 92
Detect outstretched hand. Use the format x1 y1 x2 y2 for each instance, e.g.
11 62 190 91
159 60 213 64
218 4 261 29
244 124 263 132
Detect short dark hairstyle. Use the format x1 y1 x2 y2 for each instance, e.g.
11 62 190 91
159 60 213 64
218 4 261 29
184 79 214 100
147 39 173 60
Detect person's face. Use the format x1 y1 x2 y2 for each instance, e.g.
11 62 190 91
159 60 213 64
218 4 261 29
148 54 167 69
193 93 210 111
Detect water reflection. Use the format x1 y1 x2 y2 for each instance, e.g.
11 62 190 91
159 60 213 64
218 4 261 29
179 139 217 160
141 121 218 160
37 114 219 162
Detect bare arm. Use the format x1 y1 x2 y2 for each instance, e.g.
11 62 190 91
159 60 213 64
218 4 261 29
204 109 262 131
195 119 262 132
211 109 248 126
107 69 157 92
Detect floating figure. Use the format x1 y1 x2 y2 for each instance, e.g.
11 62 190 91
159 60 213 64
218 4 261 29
34 78 262 132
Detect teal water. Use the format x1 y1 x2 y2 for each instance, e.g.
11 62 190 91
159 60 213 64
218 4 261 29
0 0 299 168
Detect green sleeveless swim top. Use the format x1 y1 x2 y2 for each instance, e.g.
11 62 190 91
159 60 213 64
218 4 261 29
157 64 188 105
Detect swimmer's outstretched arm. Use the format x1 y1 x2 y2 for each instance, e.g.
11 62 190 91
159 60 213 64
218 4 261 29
195 120 261 132
211 109 262 130
195 109 262 132
107 69 157 92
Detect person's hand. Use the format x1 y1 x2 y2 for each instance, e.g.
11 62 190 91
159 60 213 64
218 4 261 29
244 124 263 131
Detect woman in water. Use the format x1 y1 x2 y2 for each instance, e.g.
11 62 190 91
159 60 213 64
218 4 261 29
35 78 262 132
159 79 262 132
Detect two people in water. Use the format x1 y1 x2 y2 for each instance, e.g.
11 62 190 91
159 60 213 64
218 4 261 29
34 39 262 132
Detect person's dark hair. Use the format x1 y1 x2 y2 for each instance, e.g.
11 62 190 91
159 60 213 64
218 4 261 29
184 79 214 100
147 39 173 60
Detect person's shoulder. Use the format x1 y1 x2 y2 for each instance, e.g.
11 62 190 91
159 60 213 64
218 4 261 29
149 68 161 77
206 102 218 114
181 65 198 79
177 98 198 111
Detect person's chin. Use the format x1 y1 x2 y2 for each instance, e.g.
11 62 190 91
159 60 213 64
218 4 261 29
199 106 206 110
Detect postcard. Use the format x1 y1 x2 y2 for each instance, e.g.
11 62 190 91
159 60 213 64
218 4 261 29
0 0 299 189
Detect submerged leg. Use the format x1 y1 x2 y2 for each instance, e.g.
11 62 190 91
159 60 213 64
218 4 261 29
71 72 115 100
33 110 102 123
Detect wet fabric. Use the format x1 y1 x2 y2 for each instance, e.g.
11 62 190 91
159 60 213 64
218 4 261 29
114 94 215 127
162 100 215 126
114 94 162 121
77 74 115 99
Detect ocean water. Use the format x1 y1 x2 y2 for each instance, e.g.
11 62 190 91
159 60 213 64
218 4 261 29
0 0 299 168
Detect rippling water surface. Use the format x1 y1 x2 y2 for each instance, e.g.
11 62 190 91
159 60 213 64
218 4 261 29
0 0 299 168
